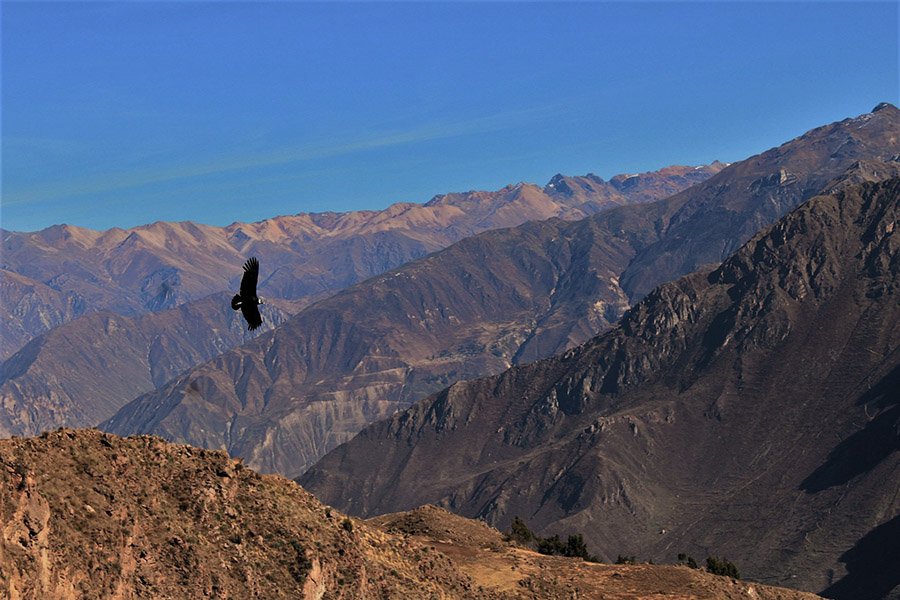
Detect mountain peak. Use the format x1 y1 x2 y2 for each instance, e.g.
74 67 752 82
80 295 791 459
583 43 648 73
872 101 897 113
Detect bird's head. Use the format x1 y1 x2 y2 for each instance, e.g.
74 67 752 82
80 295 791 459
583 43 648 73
256 297 265 305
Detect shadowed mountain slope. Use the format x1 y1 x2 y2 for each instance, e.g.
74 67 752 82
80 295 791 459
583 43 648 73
101 106 899 480
302 178 900 597
1 163 718 358
0 295 291 437
0 429 822 599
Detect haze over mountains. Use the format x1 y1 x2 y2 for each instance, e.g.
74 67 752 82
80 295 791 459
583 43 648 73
103 105 899 480
302 177 900 597
0 163 720 360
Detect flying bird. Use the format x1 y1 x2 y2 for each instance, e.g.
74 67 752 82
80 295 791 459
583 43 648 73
231 257 264 330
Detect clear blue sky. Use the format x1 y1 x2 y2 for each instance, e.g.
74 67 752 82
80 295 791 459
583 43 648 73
2 1 897 232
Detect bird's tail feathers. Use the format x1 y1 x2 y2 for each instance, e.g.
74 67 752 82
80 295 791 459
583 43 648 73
231 294 242 310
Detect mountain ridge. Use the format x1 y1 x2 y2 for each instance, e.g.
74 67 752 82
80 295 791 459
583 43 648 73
618 104 900 299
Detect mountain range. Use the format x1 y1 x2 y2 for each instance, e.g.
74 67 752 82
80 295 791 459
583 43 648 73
301 176 900 598
1 163 721 361
0 164 723 440
102 104 900 480
2 105 899 600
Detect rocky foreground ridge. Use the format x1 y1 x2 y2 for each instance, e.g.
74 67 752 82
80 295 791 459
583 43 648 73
0 429 821 599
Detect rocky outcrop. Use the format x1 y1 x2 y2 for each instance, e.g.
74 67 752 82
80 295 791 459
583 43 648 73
0 429 480 599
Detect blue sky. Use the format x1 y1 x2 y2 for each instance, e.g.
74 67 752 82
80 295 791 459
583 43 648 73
2 2 898 232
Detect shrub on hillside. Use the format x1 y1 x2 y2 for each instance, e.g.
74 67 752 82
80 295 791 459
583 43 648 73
508 516 535 545
506 518 599 562
677 553 699 569
706 556 740 578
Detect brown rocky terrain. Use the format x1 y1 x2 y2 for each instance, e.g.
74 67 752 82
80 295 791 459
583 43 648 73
0 429 821 599
301 178 900 598
0 294 291 437
1 163 720 359
103 106 899 480
369 505 822 600
606 163 732 204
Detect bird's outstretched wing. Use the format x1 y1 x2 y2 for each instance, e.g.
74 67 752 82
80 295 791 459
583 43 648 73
240 257 259 298
241 303 263 331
